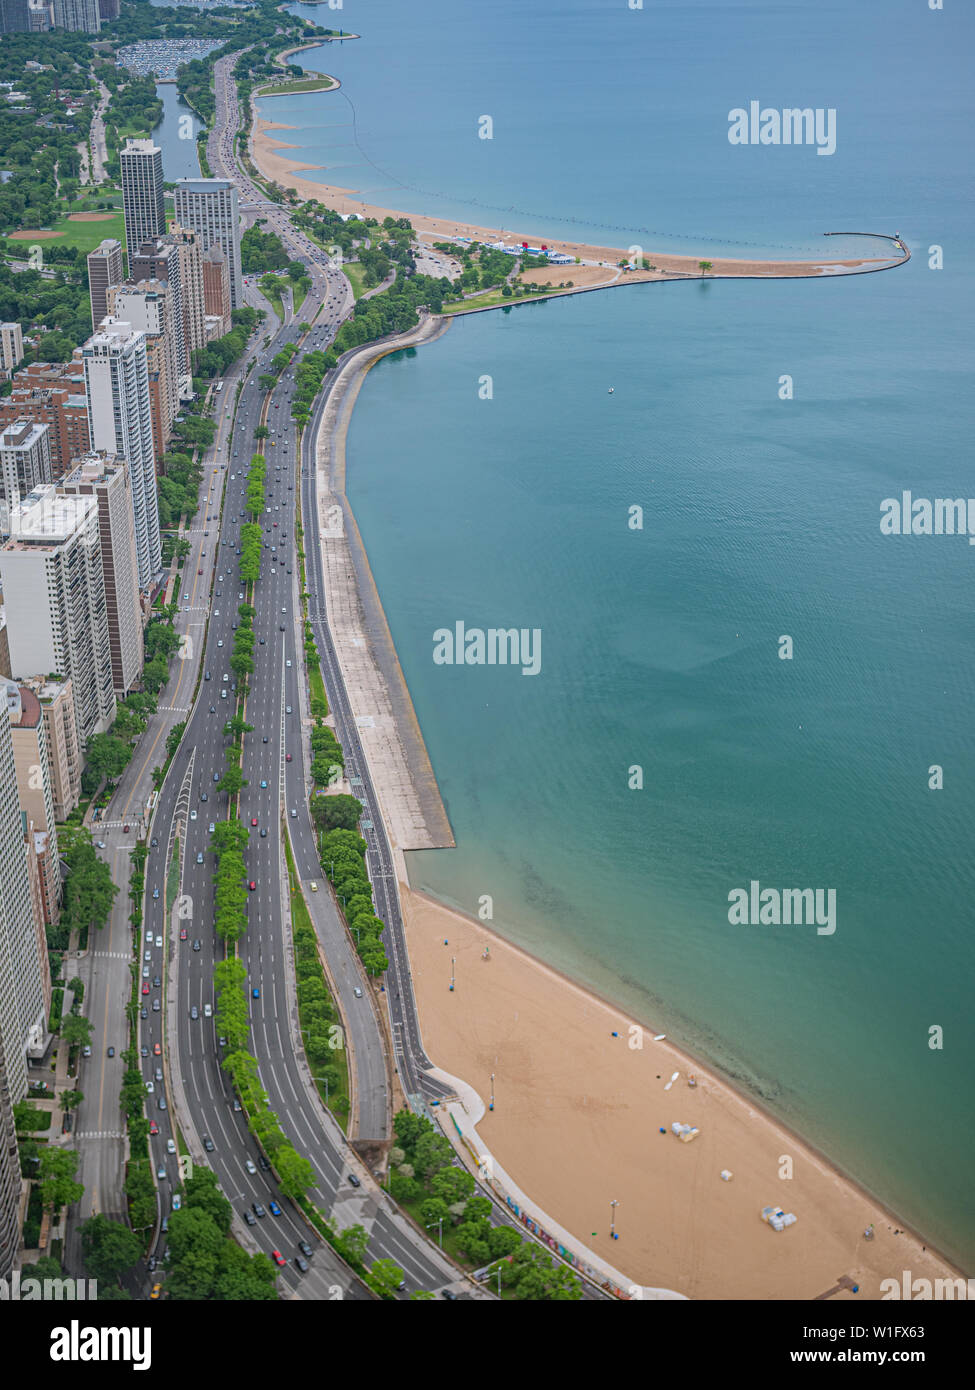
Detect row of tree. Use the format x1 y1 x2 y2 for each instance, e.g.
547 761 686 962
321 827 388 977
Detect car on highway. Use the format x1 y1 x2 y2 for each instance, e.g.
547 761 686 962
252 987 260 999
348 1172 361 1187
193 939 201 951
152 887 160 899
260 827 268 837
196 851 203 863
156 1164 166 1180
141 1006 148 1019
204 1003 212 1017
310 882 318 892
150 1284 162 1300
140 1045 149 1057
145 1081 154 1093
190 810 197 822
260 780 268 789
149 1120 159 1136
271 1250 287 1268
155 935 162 948
248 880 256 891
142 982 150 995
180 927 188 941
203 1136 214 1152
244 1159 257 1175
294 1255 308 1273
153 999 160 1012
154 1043 162 1056
285 752 292 762
286 705 292 715
172 1195 181 1211
143 965 150 978
243 1209 257 1226
297 1240 313 1259
107 1045 115 1057
290 808 297 818
353 987 363 999
268 1199 282 1216
190 1006 198 1020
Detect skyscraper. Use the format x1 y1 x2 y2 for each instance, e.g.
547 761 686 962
130 239 188 388
202 243 232 337
19 674 80 823
0 1022 23 1279
173 178 243 309
51 0 99 30
0 360 90 480
0 486 117 747
0 0 31 34
0 419 52 533
0 322 23 375
0 695 46 1106
86 238 124 329
167 224 207 362
4 678 61 926
59 453 143 697
82 319 161 589
107 280 179 455
120 140 165 258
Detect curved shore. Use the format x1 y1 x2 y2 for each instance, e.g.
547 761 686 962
251 118 906 281
313 316 964 1298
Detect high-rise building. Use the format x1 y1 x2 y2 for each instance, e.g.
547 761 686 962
51 0 98 30
0 322 23 375
4 678 61 926
0 696 46 1107
107 279 179 450
27 1 51 32
20 674 80 823
86 238 124 329
130 240 190 391
168 224 207 363
0 1022 23 1280
202 243 232 338
0 0 31 35
173 178 243 309
0 420 52 533
82 319 161 589
120 140 165 258
0 360 90 479
0 485 117 747
60 453 143 697
97 0 118 17
0 607 10 680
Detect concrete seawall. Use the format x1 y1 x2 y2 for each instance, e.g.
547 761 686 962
312 314 455 853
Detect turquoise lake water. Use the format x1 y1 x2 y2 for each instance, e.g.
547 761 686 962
266 1 975 1266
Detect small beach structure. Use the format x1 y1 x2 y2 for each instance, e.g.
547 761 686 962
671 1122 700 1143
761 1206 798 1231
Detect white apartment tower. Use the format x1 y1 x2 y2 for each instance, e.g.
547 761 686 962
120 140 166 257
0 486 116 747
59 453 144 697
173 178 243 309
82 318 161 589
0 322 24 375
0 697 46 1106
0 419 52 532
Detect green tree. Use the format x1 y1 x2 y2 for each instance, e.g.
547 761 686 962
183 1166 233 1236
79 1213 142 1282
61 1089 84 1112
60 1013 93 1048
38 1147 84 1212
367 1257 404 1298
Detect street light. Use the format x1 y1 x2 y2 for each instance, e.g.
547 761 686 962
426 1217 444 1249
610 1198 619 1241
489 1073 495 1112
449 956 455 992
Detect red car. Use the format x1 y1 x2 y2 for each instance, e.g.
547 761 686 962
142 982 150 995
123 824 130 833
248 880 256 891
271 1250 286 1267
180 927 188 941
251 817 258 827
153 1043 162 1056
149 1120 159 1136
198 568 203 575
285 753 292 763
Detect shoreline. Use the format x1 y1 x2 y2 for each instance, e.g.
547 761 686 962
251 118 905 280
312 326 964 1298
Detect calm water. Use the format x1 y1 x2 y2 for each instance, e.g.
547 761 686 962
152 84 202 182
279 1 975 1266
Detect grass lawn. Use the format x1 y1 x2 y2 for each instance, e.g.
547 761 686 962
12 208 127 255
259 274 285 319
165 837 180 914
308 659 328 713
442 286 559 315
341 261 368 299
257 76 336 96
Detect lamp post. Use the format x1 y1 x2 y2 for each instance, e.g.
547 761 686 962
426 1217 444 1249
489 1073 495 1112
449 956 455 992
610 1198 619 1241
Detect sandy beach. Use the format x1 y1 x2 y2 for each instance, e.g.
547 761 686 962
252 118 895 280
400 883 961 1299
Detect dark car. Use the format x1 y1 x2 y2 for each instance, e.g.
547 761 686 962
106 1046 115 1057
252 1203 266 1219
258 1154 270 1171
348 1173 361 1189
294 1255 309 1273
243 1210 257 1227
297 1240 312 1258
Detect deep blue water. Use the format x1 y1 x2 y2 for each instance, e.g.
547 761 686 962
153 84 202 181
276 1 975 1266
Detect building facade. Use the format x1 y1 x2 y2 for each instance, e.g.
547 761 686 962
173 178 243 309
167 224 207 364
106 280 178 457
0 360 90 479
120 140 165 258
20 674 80 823
0 486 117 747
86 238 124 330
130 240 190 392
0 697 46 1107
4 678 61 926
0 322 23 375
59 453 143 697
0 420 52 534
82 319 161 590
51 0 99 31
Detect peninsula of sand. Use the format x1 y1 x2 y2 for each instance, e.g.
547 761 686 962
252 117 908 286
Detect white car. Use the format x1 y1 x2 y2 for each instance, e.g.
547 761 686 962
244 1158 257 1174
203 1004 212 1018
155 935 162 948
146 1081 155 1093
167 1138 176 1154
190 810 197 821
